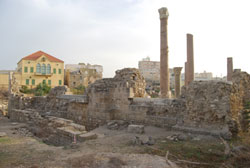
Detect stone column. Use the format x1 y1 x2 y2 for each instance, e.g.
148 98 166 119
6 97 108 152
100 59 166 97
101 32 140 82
227 57 233 81
184 62 188 86
8 71 13 94
159 7 170 98
173 67 182 98
187 34 194 85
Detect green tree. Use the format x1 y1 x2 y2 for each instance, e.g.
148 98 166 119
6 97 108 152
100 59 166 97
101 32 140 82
34 83 51 96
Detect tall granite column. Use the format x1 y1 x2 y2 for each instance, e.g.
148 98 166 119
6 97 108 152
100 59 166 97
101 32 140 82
173 67 182 98
159 7 170 98
227 57 233 81
184 62 188 86
186 34 194 85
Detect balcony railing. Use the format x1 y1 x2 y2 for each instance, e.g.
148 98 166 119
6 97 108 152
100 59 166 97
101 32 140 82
35 72 53 76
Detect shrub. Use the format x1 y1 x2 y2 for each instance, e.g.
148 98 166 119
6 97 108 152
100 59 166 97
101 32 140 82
72 85 85 95
20 85 32 94
34 83 51 96
19 83 51 96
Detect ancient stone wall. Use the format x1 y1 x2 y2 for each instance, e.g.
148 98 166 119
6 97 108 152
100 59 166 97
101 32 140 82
128 98 186 127
0 90 8 116
178 80 240 138
232 71 250 104
85 68 147 128
232 71 250 132
8 86 88 126
8 68 250 139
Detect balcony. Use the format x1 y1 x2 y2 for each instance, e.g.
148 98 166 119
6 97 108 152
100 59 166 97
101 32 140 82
35 72 53 77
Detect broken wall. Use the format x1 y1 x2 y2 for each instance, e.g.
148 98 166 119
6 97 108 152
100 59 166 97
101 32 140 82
8 86 88 126
8 68 250 139
85 68 147 127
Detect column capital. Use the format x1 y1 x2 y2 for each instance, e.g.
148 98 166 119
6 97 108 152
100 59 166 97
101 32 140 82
174 67 183 75
187 33 193 38
158 7 169 19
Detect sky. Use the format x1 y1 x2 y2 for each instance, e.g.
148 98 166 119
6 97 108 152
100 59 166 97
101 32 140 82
0 0 250 78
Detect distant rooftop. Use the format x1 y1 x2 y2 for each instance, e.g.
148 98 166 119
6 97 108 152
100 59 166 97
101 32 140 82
20 50 64 63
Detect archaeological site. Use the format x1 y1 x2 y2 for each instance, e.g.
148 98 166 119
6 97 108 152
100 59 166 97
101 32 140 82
1 6 250 168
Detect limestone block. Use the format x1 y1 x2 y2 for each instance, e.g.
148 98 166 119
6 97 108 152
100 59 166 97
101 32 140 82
107 120 128 130
57 127 83 137
69 123 86 132
0 132 7 137
128 124 144 134
78 132 97 142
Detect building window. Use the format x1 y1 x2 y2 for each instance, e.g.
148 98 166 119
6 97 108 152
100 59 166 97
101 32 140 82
26 79 29 85
24 67 28 73
53 68 56 74
46 64 51 74
48 80 51 85
41 64 46 74
59 69 62 74
47 64 51 74
32 79 35 85
36 63 41 73
43 80 46 84
59 80 62 85
30 67 34 73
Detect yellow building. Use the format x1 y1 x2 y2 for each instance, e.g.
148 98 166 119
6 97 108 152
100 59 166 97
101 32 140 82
0 71 10 91
17 51 64 88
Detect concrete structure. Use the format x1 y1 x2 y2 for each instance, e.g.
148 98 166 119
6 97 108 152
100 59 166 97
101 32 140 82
0 70 20 92
159 7 170 98
173 67 182 98
65 66 102 89
138 57 160 82
138 57 181 97
227 57 233 81
186 34 194 85
65 63 103 90
17 51 64 88
195 71 213 81
0 71 11 90
65 63 103 74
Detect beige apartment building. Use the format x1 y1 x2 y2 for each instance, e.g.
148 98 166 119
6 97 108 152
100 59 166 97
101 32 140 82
65 63 103 89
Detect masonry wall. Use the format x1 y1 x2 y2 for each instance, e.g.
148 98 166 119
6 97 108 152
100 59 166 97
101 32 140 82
8 68 250 139
232 71 250 132
128 98 186 127
0 73 9 90
8 87 88 126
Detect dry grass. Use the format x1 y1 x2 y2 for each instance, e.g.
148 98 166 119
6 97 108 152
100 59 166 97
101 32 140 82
137 137 250 168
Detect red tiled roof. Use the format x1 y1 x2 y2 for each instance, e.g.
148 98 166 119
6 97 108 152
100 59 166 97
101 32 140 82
22 51 64 63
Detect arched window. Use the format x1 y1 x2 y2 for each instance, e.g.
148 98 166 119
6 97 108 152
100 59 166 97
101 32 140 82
36 63 41 73
41 64 46 74
47 64 51 74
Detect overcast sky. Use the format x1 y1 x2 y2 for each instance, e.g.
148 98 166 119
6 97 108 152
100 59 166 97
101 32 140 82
1 0 250 77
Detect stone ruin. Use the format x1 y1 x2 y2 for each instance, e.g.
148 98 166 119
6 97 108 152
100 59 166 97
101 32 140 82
7 68 250 145
0 90 8 116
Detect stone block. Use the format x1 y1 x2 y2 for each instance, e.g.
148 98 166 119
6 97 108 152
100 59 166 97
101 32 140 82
57 127 83 137
69 123 86 132
128 124 144 134
0 132 7 137
78 132 97 142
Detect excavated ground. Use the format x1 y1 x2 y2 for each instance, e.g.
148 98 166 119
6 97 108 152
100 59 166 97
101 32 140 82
1 116 250 168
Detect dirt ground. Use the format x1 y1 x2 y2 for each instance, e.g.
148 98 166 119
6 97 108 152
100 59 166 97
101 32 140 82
1 116 250 168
